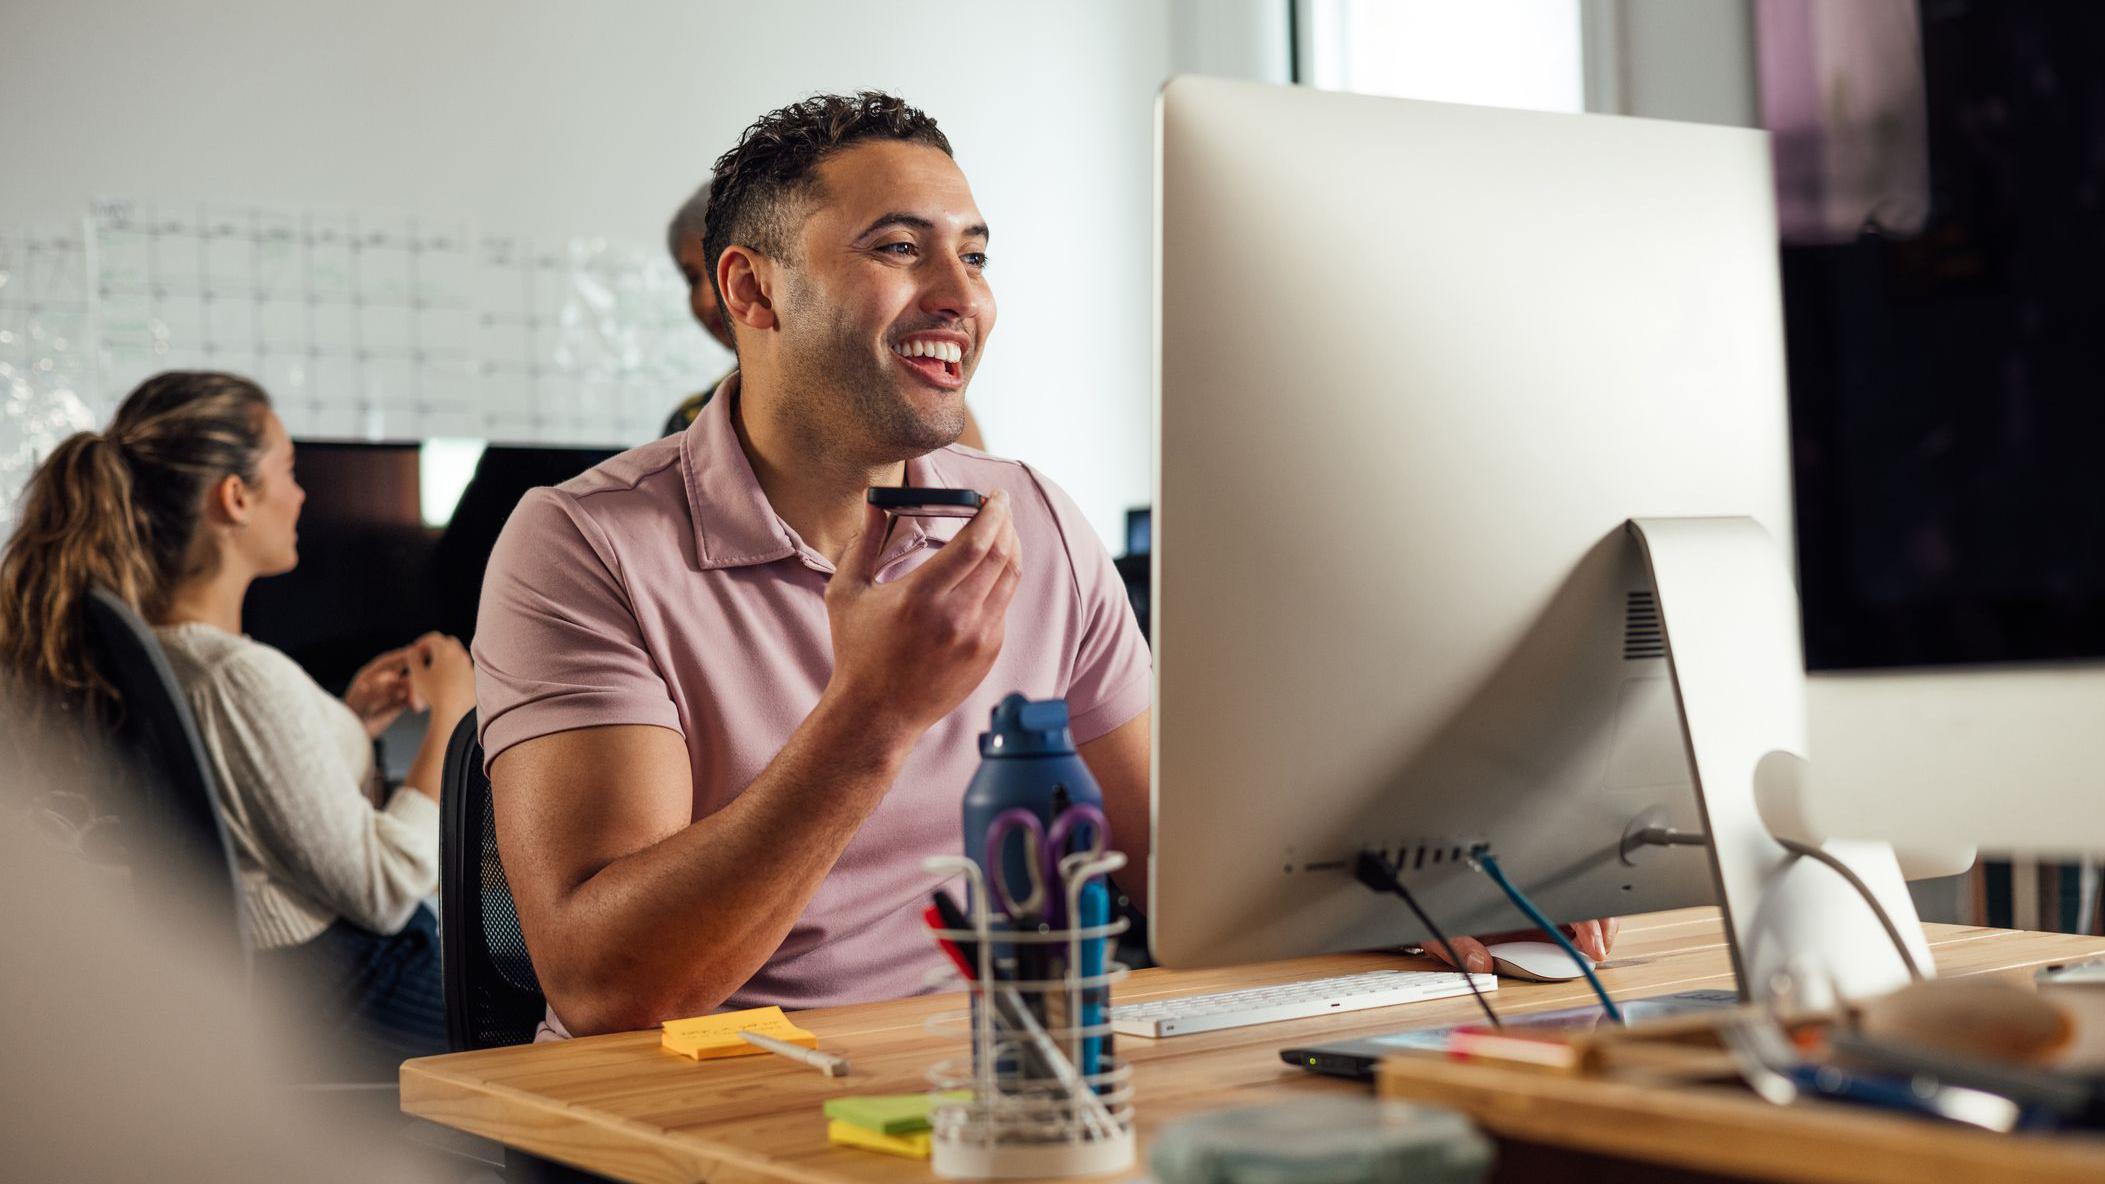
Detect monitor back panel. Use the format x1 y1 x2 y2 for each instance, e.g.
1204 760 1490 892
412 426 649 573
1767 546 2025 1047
1153 77 1794 966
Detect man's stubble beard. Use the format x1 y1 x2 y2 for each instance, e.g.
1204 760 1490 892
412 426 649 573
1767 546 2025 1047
777 284 967 461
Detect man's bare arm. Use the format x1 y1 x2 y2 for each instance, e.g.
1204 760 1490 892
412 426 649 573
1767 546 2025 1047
493 705 918 1035
1078 709 1149 914
494 493 1023 1035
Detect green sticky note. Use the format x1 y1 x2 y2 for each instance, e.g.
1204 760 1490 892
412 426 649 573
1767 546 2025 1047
822 1091 971 1135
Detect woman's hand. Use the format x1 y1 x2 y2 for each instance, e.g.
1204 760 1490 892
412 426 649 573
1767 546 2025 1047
343 643 421 739
1421 918 1621 974
405 633 476 733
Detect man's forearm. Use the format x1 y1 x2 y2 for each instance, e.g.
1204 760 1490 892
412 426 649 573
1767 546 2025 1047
539 692 919 1034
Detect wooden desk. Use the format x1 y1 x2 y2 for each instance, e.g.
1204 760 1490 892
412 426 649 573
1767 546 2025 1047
400 909 2105 1183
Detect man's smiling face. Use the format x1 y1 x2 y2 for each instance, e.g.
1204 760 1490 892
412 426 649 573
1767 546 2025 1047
772 139 996 458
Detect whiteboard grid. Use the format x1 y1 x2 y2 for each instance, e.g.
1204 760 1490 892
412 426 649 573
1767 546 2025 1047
83 198 717 447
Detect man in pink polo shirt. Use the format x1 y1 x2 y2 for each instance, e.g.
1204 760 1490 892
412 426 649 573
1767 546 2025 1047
473 92 1152 1037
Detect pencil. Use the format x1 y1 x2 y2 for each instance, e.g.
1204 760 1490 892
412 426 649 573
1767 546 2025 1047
739 1029 850 1077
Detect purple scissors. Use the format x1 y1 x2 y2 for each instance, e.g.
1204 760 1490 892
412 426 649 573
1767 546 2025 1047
984 803 1109 928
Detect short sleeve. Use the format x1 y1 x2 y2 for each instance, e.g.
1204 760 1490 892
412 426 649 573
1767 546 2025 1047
1024 467 1152 744
473 486 683 771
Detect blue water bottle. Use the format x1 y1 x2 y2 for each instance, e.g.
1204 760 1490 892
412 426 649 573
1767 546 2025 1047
964 694 1105 897
962 694 1110 1086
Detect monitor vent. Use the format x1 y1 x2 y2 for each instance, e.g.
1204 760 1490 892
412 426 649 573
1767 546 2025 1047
1624 591 1666 660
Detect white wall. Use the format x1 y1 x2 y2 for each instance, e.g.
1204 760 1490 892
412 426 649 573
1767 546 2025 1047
0 0 1179 549
1584 0 1759 126
1172 0 1292 85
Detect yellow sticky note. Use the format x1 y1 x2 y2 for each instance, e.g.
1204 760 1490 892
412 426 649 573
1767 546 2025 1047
828 1119 933 1159
660 1005 820 1061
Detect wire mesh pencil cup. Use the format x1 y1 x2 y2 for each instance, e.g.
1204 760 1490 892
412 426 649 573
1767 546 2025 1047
921 852 1136 1179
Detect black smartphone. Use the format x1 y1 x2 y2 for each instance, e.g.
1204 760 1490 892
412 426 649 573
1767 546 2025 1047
867 486 985 518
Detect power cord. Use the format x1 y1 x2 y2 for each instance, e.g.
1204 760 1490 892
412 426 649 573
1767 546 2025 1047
1472 851 1625 1024
1627 826 1926 984
1630 825 1708 848
1354 850 1503 1029
1774 838 1927 983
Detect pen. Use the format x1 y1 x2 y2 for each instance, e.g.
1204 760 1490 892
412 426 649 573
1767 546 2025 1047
925 904 1062 1081
739 1030 850 1077
925 905 979 980
930 891 980 965
998 980 1117 1139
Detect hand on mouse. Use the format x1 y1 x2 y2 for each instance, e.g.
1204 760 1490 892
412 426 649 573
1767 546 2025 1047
1421 917 1620 974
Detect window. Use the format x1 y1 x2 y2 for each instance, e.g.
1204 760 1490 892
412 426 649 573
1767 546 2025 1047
1297 0 1586 114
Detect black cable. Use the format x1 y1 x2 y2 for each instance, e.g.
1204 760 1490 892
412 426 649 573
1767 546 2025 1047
1632 826 1709 848
1775 838 1927 983
1354 850 1503 1029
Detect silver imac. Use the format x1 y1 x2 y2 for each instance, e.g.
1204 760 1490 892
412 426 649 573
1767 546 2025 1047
1149 76 1926 1000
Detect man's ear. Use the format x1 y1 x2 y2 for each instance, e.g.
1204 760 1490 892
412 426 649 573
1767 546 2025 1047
717 246 778 334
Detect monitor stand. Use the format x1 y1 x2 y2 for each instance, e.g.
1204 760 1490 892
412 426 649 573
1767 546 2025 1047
1628 517 1934 1010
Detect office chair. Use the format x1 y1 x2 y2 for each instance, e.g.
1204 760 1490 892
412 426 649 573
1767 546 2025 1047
78 583 252 971
440 710 547 1051
78 590 511 1173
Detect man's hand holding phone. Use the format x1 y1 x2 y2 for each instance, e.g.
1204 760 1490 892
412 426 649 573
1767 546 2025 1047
824 487 1022 736
866 486 984 518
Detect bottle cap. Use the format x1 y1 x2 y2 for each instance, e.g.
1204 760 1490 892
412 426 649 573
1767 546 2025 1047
979 693 1075 757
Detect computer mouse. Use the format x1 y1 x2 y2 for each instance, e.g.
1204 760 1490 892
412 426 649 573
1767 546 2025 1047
1484 940 1593 982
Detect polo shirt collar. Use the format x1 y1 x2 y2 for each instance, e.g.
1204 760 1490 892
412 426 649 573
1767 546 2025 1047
682 372 968 574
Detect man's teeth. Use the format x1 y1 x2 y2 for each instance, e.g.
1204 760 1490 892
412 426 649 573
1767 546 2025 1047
893 339 962 364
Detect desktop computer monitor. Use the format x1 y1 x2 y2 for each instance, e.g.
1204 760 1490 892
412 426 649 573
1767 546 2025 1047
245 440 614 695
1150 77 1928 1000
1769 1 2105 858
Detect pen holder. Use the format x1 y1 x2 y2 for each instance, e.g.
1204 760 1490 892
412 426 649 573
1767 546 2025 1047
922 853 1136 1179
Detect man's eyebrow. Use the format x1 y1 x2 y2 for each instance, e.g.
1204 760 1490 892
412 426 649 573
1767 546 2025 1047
856 212 992 242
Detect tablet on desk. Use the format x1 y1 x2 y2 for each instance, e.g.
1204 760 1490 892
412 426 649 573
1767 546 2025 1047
1281 990 1739 1082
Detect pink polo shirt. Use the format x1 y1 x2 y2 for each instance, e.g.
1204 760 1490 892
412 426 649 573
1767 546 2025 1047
473 375 1150 1034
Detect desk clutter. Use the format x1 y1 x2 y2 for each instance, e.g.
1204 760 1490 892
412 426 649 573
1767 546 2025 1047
914 694 1136 1178
1371 972 2105 1181
1378 975 2105 1130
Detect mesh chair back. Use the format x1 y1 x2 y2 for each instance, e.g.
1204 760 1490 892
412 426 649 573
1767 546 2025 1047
440 710 547 1050
78 584 251 965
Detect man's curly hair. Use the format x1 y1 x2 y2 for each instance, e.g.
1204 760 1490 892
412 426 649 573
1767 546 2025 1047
702 91 953 312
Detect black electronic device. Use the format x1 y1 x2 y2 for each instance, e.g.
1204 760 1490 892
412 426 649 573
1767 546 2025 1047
1782 0 2105 671
1280 991 1739 1082
867 486 985 518
245 440 614 694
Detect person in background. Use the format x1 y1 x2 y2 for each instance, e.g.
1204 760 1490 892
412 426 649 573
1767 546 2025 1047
663 174 986 448
0 371 475 1067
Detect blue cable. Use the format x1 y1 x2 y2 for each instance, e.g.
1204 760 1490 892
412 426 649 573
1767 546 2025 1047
1473 851 1624 1024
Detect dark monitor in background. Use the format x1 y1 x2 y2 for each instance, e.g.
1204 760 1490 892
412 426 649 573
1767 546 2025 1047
1117 507 1151 645
244 441 615 695
1779 1 2105 671
1767 0 2105 857
1124 507 1150 556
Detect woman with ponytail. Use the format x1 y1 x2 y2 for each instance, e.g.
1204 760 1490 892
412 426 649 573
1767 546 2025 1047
0 371 473 1067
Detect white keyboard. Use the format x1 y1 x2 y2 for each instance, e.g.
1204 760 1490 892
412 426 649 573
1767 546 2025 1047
1109 969 1498 1038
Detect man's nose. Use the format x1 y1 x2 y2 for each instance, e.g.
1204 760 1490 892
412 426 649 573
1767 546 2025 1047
918 252 984 323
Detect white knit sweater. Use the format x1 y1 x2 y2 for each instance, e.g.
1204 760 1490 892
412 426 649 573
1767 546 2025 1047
153 623 440 950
